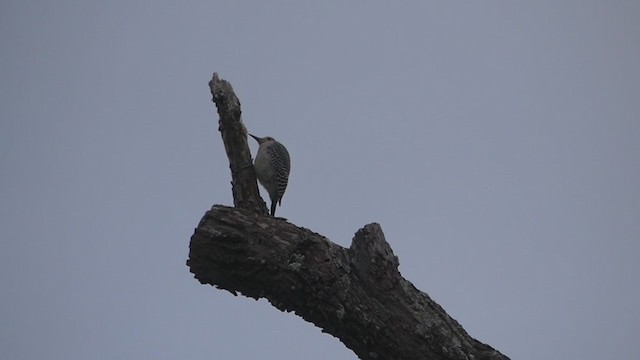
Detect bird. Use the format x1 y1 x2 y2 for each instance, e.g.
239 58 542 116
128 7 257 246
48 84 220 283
249 134 291 216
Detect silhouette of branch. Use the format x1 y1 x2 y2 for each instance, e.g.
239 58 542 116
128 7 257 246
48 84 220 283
188 74 510 360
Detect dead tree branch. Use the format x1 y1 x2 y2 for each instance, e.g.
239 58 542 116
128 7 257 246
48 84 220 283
208 73 266 214
188 73 509 360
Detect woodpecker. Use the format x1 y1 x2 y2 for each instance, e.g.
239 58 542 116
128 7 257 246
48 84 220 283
249 134 291 216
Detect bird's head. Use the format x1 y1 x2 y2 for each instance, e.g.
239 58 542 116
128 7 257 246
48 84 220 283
249 134 275 144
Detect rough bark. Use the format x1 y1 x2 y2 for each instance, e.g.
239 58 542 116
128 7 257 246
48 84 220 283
188 73 510 360
208 73 266 215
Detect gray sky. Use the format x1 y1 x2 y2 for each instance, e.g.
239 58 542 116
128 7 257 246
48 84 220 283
2 1 639 359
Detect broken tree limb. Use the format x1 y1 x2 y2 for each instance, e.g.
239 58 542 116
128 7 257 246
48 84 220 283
208 73 266 214
188 73 510 360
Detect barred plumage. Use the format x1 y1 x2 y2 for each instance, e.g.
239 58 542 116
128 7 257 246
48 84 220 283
249 134 291 216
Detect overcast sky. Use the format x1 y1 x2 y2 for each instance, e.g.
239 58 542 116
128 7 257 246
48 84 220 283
2 1 639 359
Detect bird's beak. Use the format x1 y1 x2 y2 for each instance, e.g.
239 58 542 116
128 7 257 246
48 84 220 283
249 134 260 143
